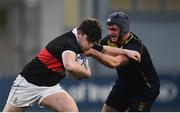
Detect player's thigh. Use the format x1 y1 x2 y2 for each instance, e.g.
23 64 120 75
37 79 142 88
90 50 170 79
104 93 129 112
40 91 78 112
3 103 28 112
104 83 130 111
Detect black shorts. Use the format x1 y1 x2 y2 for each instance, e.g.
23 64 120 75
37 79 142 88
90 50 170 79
105 80 159 112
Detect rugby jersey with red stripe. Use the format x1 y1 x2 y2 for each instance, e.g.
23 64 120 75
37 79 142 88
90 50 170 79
20 31 83 86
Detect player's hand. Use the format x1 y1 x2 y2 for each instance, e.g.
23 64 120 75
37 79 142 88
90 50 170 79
90 42 103 52
83 48 94 56
124 49 141 62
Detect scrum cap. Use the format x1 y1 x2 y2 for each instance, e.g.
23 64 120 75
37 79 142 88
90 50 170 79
106 11 130 37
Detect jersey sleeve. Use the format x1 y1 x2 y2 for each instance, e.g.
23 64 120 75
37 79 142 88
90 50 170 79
124 39 142 54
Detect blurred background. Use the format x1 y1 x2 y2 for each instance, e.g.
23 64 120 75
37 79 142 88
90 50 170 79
0 0 180 111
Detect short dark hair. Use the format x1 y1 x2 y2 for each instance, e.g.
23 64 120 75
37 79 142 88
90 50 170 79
78 18 102 43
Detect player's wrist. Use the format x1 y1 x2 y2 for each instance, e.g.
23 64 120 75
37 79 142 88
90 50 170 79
92 43 103 52
120 49 126 55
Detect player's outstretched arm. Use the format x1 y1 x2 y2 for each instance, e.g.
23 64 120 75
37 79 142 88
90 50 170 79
84 48 129 68
91 44 140 62
102 46 141 62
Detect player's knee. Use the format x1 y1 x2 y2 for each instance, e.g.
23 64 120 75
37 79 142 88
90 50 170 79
55 105 78 112
58 101 78 112
66 107 78 112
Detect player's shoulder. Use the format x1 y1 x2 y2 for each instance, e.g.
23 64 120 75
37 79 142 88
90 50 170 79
121 33 142 52
44 30 80 55
47 31 77 46
100 35 110 45
56 31 76 42
130 32 141 42
126 32 141 46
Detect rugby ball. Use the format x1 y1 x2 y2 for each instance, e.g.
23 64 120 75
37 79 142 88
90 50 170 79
67 54 89 80
76 54 87 67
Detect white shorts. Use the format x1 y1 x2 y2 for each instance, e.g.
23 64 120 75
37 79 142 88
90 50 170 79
6 74 66 107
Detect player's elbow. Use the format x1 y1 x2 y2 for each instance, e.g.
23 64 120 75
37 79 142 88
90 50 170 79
76 71 91 80
113 56 129 68
84 74 91 79
109 62 121 68
108 59 128 68
87 71 91 77
83 70 91 78
103 61 118 68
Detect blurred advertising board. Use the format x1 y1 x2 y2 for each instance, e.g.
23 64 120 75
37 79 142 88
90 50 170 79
0 74 180 111
62 74 180 111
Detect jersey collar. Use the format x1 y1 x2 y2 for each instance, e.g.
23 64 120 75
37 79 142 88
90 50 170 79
72 28 78 42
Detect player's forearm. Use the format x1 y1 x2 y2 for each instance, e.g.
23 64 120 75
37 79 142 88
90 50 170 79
102 46 141 62
65 62 91 78
87 49 124 68
102 46 126 56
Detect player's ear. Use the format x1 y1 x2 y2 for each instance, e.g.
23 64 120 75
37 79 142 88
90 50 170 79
89 42 94 48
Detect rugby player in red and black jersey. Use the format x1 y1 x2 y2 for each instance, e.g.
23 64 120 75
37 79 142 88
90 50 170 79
3 18 141 112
